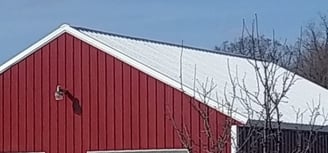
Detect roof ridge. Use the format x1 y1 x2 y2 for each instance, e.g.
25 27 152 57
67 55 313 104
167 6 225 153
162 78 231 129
72 25 250 59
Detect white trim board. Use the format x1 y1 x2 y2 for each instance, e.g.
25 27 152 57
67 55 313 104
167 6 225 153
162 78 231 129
231 125 237 153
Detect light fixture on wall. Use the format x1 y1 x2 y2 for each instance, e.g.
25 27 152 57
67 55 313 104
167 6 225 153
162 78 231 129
54 85 82 115
55 85 67 101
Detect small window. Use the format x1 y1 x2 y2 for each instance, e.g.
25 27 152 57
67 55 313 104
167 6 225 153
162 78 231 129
88 149 189 153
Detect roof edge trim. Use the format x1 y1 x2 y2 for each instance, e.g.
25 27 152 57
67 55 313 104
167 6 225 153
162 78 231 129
0 24 69 74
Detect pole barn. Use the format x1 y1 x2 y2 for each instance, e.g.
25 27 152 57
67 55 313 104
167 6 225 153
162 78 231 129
0 24 237 153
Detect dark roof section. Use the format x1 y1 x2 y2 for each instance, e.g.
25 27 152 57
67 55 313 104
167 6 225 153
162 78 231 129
72 25 252 59
244 119 328 132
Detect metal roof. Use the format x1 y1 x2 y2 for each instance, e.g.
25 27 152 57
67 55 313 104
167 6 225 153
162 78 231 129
245 120 328 132
72 26 251 59
1 24 328 124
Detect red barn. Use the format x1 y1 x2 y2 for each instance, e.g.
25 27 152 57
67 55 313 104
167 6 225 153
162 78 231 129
0 24 240 153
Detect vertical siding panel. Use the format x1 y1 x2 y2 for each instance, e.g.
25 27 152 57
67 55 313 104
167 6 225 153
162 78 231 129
156 81 165 148
58 35 66 153
139 72 148 149
114 59 123 149
10 65 19 151
34 51 42 151
3 70 11 151
50 39 58 153
164 85 174 148
219 114 232 152
41 45 50 152
173 89 182 147
18 60 27 151
148 77 157 148
81 42 90 152
65 34 74 153
106 55 115 149
26 55 35 151
123 63 131 149
191 99 200 153
216 113 224 152
98 51 107 150
0 75 3 151
209 107 217 151
182 94 191 149
131 68 140 149
200 103 209 152
73 37 82 153
90 46 99 150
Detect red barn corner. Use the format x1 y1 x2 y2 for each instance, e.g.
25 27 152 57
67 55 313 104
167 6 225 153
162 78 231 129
0 25 238 153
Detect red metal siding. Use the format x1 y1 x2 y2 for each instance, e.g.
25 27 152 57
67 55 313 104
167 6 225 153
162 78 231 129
139 72 148 149
98 51 107 150
131 68 140 149
66 33 74 153
0 73 3 150
0 33 232 153
42 45 50 151
73 36 82 153
49 39 58 153
106 54 115 149
58 34 66 153
122 63 132 149
114 58 124 149
90 45 99 150
148 77 157 148
0 75 3 150
81 40 90 152
3 68 11 151
165 86 174 148
156 81 165 148
35 49 43 151
11 64 19 151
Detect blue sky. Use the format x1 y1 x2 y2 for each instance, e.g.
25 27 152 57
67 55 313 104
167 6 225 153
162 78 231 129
0 0 327 64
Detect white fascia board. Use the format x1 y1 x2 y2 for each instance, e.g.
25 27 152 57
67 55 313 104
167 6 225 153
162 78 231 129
87 149 189 153
231 125 237 153
64 26 248 123
0 24 69 74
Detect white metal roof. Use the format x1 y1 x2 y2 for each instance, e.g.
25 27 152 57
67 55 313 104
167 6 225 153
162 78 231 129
1 24 328 124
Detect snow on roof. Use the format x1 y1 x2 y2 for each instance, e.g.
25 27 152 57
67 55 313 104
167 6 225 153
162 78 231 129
1 24 328 124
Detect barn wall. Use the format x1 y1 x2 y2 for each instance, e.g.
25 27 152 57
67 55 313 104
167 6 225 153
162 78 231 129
0 33 231 153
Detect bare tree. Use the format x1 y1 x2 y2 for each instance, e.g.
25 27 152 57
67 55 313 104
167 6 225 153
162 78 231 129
166 64 236 153
215 19 294 68
230 15 328 153
165 39 238 153
228 15 296 153
293 14 328 88
168 14 328 153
